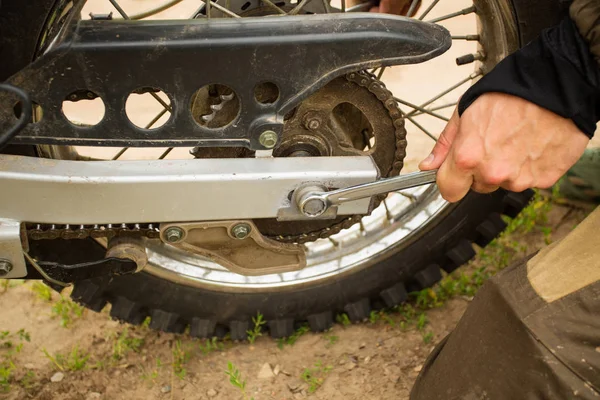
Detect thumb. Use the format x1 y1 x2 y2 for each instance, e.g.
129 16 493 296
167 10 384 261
419 108 460 170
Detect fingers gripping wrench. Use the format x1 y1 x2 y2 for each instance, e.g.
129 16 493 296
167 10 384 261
297 169 438 218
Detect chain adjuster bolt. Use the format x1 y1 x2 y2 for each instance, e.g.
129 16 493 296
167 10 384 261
0 259 13 277
164 226 185 243
231 223 251 240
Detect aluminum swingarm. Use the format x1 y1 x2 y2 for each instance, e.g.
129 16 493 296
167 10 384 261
0 154 437 279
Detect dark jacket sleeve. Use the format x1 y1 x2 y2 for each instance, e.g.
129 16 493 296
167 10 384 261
458 0 600 138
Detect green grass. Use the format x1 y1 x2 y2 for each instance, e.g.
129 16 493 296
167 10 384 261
300 361 333 393
0 329 31 393
31 282 86 328
277 325 310 349
422 331 434 344
322 334 339 348
335 313 351 327
140 357 162 382
31 282 53 302
171 340 191 379
199 337 224 355
112 327 144 361
225 362 254 400
42 345 89 372
247 313 266 344
0 360 15 393
51 297 85 328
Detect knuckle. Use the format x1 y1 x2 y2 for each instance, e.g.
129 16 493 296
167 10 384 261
480 167 510 186
454 152 480 170
507 181 531 193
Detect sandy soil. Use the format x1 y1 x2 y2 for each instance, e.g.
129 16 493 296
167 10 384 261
0 202 589 400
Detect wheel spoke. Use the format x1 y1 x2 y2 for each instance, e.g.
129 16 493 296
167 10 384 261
398 104 438 141
159 148 174 159
112 147 129 160
260 0 287 14
346 2 373 12
406 114 438 141
411 101 457 117
418 0 440 20
341 0 346 13
397 191 418 201
206 0 211 18
427 5 475 24
405 69 482 118
377 66 386 80
108 0 130 19
451 34 480 41
383 199 392 221
362 129 372 149
149 92 173 112
130 0 184 20
207 0 242 18
288 0 314 15
322 0 333 13
112 107 170 160
406 0 420 17
393 97 449 121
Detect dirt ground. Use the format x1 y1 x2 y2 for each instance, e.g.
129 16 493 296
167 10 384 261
0 199 590 400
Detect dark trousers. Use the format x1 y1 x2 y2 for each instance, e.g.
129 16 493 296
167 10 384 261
411 207 600 400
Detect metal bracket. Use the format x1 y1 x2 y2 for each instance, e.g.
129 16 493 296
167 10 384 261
0 219 27 279
160 221 306 276
0 13 450 149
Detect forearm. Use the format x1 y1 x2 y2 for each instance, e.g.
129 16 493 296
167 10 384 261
458 3 600 138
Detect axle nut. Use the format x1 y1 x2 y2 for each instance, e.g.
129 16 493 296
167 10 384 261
0 259 13 277
301 198 327 217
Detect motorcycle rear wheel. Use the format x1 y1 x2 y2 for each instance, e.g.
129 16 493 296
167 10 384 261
0 0 562 339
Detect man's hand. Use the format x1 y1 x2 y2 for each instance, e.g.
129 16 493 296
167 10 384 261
419 93 589 203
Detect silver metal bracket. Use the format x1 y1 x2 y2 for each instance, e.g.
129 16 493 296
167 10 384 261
0 219 27 279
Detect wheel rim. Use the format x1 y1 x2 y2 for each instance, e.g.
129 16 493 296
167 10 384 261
41 0 518 292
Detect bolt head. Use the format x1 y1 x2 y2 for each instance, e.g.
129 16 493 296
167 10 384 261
231 223 251 239
307 119 320 130
0 259 13 276
164 227 184 243
259 130 278 149
302 198 327 217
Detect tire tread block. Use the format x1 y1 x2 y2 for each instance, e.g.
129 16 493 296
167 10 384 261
475 212 507 247
110 296 147 325
149 309 186 334
412 264 442 290
307 311 333 332
344 298 371 322
190 318 217 338
268 319 294 338
380 282 408 307
444 239 475 273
